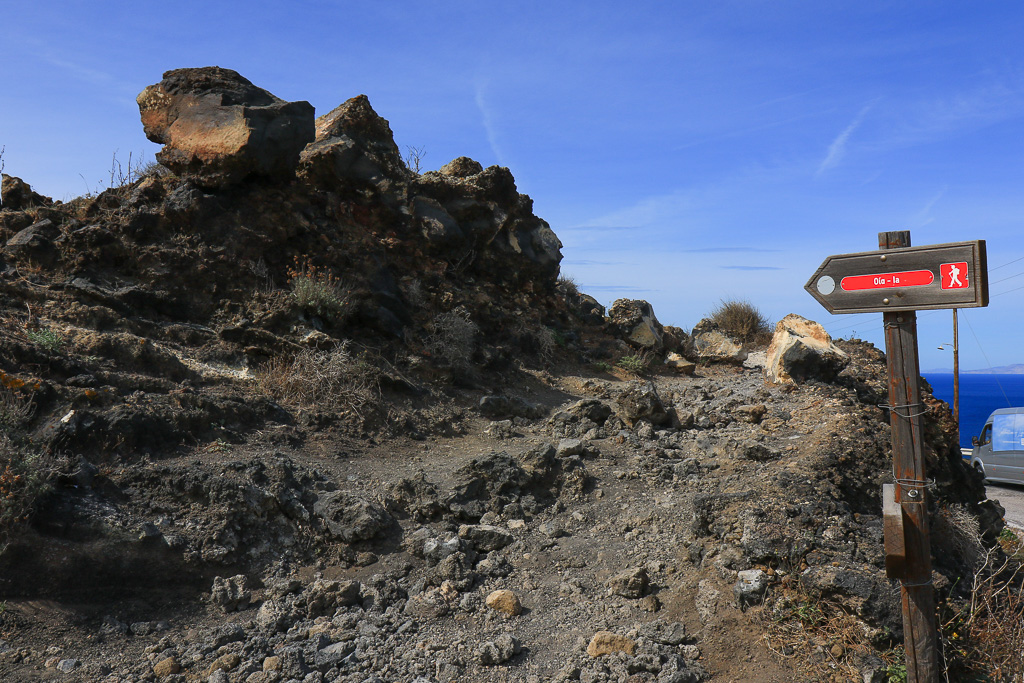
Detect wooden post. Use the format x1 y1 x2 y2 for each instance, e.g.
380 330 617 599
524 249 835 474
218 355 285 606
879 230 940 682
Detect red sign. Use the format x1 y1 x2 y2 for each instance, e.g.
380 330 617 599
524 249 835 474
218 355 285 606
840 269 934 291
940 262 969 289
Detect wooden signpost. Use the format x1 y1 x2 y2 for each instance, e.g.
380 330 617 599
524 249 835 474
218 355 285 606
806 231 989 683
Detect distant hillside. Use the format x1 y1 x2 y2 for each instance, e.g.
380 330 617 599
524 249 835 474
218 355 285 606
924 364 1024 375
964 364 1024 374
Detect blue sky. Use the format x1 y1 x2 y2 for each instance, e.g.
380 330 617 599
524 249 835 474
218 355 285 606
3 1 1024 371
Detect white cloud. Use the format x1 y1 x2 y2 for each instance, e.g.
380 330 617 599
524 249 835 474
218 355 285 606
817 102 875 176
474 78 505 165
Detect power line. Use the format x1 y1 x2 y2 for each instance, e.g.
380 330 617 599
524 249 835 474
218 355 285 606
991 254 1024 272
961 311 1012 408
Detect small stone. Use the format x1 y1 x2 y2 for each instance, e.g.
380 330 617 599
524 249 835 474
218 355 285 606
485 590 523 616
56 658 80 673
587 631 636 657
733 569 769 609
507 519 527 531
665 353 696 375
477 633 520 665
207 652 241 674
153 656 181 677
458 524 514 552
830 643 844 658
606 568 649 599
556 438 584 457
263 656 282 672
638 595 661 612
538 521 568 538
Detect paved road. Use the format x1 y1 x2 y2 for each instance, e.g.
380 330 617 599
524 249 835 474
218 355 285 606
985 482 1024 530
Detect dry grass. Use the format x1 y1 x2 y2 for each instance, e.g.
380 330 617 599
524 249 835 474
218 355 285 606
709 299 772 345
758 587 905 682
255 345 382 418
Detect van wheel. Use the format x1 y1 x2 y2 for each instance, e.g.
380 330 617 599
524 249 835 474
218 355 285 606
973 462 986 480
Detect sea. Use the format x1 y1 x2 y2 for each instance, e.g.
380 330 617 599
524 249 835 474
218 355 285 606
922 373 1024 449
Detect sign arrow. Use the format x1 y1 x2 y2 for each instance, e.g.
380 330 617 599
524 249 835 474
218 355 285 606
805 240 988 314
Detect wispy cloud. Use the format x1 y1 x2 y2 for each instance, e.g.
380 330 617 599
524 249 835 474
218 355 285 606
721 265 785 271
583 285 657 293
559 225 642 233
474 78 505 164
909 186 948 228
817 101 876 176
683 247 780 253
561 259 630 266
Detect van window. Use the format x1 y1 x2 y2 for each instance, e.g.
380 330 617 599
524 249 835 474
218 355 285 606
979 423 992 446
992 413 1024 452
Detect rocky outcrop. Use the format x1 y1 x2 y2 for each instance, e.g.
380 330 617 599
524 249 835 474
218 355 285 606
299 94 409 187
1 174 53 211
765 314 849 384
607 299 665 350
689 319 747 364
137 67 315 187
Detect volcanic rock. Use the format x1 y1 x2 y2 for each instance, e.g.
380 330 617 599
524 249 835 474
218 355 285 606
137 66 315 187
607 299 665 350
1 174 53 211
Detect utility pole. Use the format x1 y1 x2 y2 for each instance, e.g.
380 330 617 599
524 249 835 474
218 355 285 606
879 230 939 682
952 308 960 439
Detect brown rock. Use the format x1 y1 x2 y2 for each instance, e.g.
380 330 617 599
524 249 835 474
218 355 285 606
137 67 314 187
439 156 483 177
607 299 665 350
263 655 282 672
153 656 181 677
587 631 636 657
485 589 523 616
765 313 849 384
207 652 240 674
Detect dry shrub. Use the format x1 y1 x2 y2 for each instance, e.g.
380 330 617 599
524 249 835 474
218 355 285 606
425 309 478 373
709 299 772 345
942 528 1024 681
0 434 53 551
0 386 34 433
256 346 381 418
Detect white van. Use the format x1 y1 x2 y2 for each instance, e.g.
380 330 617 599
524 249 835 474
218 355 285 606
971 407 1024 484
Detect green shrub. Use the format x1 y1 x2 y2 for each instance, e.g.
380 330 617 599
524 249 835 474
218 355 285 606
287 257 348 320
26 328 64 353
617 353 649 374
708 299 772 345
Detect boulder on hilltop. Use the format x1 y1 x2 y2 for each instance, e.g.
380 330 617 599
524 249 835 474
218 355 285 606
137 66 315 187
765 313 849 383
1 174 53 211
299 94 410 186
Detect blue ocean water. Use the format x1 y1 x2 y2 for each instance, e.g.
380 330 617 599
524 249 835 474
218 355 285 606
923 373 1024 449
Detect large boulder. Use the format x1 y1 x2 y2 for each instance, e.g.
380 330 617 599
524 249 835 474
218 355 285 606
1 175 53 211
689 319 747 364
765 314 849 384
607 299 665 350
137 67 315 187
299 94 409 187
